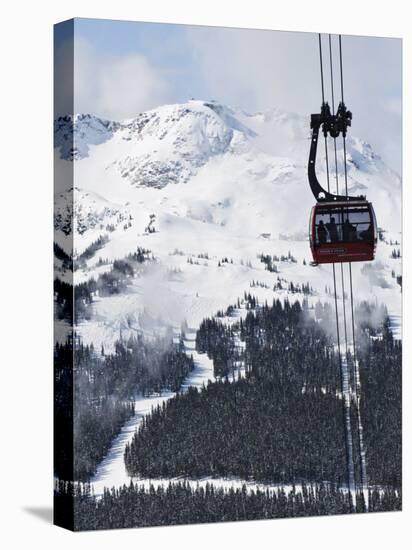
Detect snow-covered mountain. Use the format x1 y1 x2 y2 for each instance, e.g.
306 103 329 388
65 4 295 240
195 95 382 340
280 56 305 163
54 114 120 160
55 187 131 235
54 100 400 231
54 100 402 350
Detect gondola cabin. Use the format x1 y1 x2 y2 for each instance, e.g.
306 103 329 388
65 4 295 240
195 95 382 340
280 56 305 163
309 200 377 264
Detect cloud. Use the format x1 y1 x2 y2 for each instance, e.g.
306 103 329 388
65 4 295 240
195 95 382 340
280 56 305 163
55 27 401 173
96 55 168 119
186 27 402 173
69 38 172 120
385 98 402 116
188 27 320 115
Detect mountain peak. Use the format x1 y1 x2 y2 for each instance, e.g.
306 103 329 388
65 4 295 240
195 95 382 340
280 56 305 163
53 100 400 232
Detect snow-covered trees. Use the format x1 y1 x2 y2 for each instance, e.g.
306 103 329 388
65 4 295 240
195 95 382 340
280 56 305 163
125 299 401 489
54 479 400 530
54 333 194 482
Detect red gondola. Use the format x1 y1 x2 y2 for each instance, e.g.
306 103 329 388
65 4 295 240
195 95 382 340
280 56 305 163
307 102 377 265
309 200 377 264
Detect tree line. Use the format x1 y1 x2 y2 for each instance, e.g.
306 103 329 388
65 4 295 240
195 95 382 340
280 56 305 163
54 479 401 531
55 332 194 481
125 298 401 489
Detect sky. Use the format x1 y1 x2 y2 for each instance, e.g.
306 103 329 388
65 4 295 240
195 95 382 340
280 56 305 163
54 18 402 173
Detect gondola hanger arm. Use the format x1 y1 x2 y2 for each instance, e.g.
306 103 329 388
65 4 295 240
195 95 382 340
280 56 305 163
308 101 365 203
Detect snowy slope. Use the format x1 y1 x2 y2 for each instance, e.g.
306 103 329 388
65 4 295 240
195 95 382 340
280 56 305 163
54 187 132 256
91 331 214 494
54 114 119 160
54 100 401 236
54 100 402 351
